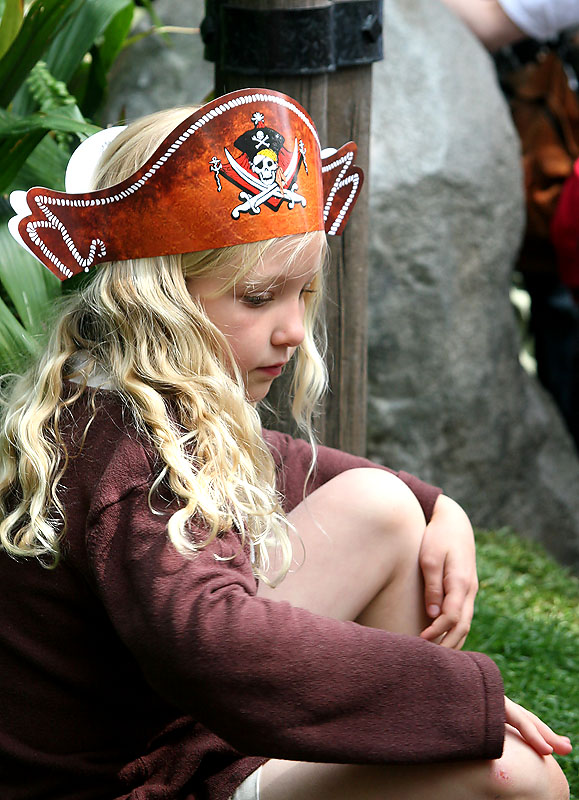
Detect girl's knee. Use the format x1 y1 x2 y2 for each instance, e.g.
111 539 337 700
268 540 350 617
327 469 426 574
544 756 570 800
487 732 570 800
489 758 568 800
330 468 426 535
278 468 429 627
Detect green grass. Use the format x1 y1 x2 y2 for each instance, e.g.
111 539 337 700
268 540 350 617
467 528 579 798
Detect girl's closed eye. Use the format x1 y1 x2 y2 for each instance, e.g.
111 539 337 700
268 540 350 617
240 292 274 307
237 274 317 308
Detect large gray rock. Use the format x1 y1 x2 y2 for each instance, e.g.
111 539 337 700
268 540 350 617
367 0 579 567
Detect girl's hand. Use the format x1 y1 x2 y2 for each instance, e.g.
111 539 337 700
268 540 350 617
419 494 478 649
505 697 573 756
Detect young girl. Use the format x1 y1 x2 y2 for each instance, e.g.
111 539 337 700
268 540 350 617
2 89 571 800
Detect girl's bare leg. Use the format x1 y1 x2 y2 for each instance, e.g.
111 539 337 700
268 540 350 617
257 468 569 800
260 728 569 800
259 469 430 633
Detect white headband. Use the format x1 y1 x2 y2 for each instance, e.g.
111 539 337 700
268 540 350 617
64 126 127 193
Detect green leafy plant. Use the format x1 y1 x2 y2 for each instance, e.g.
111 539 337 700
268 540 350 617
0 0 136 372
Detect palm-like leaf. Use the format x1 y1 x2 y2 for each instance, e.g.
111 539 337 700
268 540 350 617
0 198 61 372
0 109 100 137
0 0 23 61
0 213 60 335
0 0 77 108
0 0 138 374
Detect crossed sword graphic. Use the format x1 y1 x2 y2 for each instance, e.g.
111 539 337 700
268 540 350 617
210 138 307 218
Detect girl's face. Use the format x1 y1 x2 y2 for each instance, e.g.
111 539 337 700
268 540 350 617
186 235 322 403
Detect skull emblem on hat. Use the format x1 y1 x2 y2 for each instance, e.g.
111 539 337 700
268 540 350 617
210 106 309 220
251 148 279 186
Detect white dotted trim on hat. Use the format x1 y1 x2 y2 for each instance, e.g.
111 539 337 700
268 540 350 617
28 92 321 278
322 150 360 235
26 196 105 279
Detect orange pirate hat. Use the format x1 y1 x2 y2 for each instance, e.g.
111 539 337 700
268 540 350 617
8 88 364 281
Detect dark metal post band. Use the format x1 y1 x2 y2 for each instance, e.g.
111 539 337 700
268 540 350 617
201 1 383 75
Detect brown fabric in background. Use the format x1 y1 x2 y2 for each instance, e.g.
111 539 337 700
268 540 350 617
506 51 579 273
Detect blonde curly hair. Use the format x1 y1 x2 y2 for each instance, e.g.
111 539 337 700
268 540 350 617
0 106 328 584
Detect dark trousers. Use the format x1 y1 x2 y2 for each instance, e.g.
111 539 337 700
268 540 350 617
524 272 579 449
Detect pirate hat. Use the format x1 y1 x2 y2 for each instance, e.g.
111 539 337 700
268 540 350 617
9 88 364 280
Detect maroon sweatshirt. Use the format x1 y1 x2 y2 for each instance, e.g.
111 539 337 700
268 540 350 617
0 389 505 799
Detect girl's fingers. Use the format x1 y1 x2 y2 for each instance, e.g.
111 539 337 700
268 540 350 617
525 712 573 755
507 720 554 756
421 560 444 619
420 581 476 649
504 698 573 756
419 612 469 648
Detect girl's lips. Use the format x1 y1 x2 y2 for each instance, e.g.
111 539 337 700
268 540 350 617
258 364 285 377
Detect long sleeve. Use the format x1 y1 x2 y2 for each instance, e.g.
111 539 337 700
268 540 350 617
83 458 504 767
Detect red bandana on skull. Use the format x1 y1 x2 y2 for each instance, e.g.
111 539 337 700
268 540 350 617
9 88 364 281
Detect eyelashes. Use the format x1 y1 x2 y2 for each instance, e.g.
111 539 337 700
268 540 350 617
240 284 317 308
240 293 273 307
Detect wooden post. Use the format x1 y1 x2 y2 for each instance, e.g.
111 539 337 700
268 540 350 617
322 66 371 454
204 0 379 456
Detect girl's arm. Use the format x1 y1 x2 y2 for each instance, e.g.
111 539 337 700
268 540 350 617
74 424 566 766
85 479 506 766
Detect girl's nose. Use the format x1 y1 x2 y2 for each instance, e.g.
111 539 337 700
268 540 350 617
271 305 305 348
